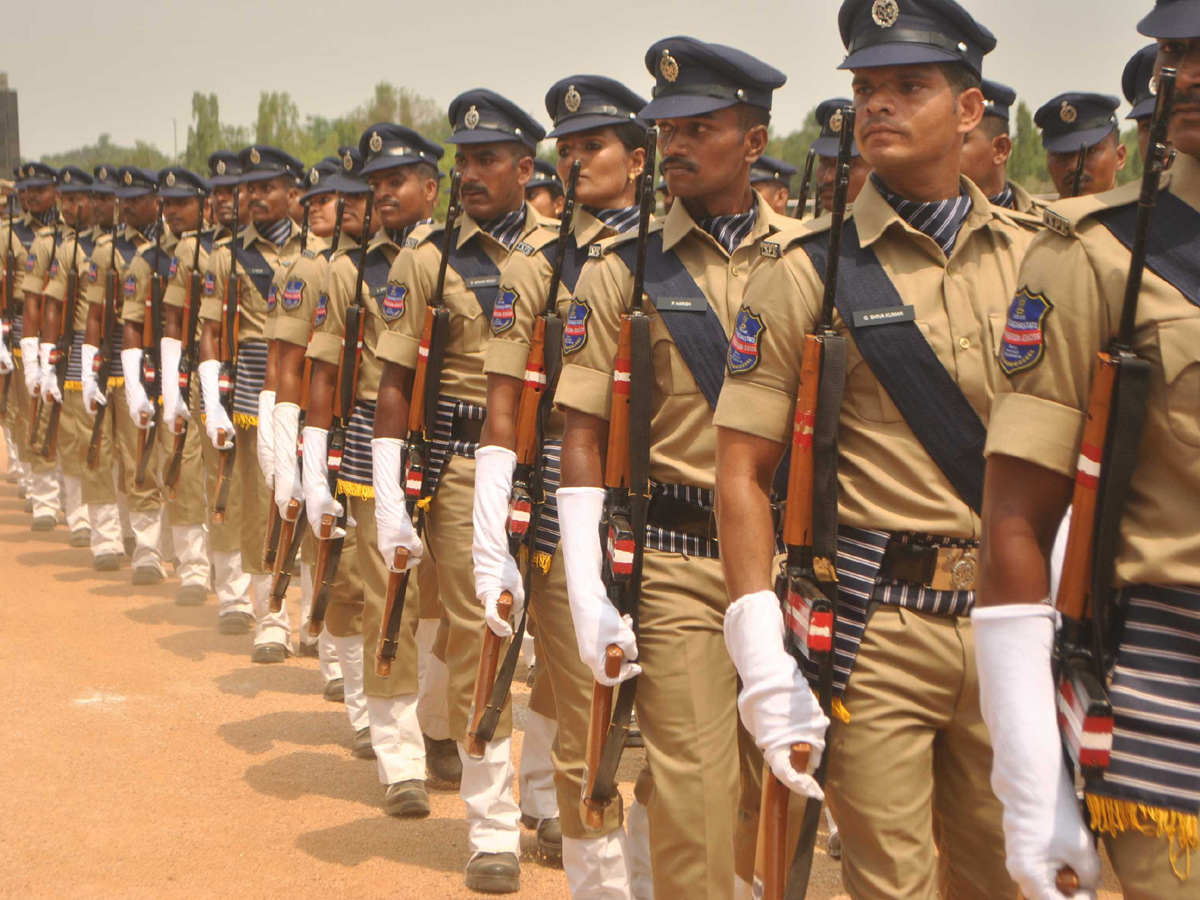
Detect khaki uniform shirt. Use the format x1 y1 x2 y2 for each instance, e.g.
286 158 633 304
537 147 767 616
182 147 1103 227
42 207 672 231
162 229 221 346
24 224 63 306
198 220 303 342
556 192 790 492
1 212 38 296
986 152 1200 587
43 225 95 333
120 230 179 327
376 202 551 407
86 225 154 325
715 177 1034 539
273 235 340 351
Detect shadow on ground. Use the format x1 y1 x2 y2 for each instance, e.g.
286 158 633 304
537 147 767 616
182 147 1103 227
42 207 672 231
295 814 467 873
215 664 326 698
126 599 215 628
218 710 351 755
243 749 380 808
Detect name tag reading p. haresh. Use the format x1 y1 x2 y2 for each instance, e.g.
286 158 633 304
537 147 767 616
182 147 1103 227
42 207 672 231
654 296 708 313
852 305 915 328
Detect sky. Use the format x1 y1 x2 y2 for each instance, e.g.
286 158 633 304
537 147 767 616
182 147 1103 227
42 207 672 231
2 0 1157 161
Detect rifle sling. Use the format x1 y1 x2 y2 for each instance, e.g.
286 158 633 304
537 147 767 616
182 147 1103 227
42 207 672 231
797 222 987 513
1094 191 1200 308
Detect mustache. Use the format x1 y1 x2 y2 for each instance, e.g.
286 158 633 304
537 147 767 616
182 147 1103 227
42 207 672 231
1173 88 1200 108
860 114 907 133
460 184 489 198
660 155 699 173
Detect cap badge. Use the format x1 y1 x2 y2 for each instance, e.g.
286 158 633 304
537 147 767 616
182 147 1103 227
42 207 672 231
565 85 582 114
216 161 226 176
249 148 262 165
369 131 384 153
1150 75 1159 97
1060 101 1078 124
63 172 71 184
829 109 844 134
465 105 481 130
343 152 354 171
660 49 680 83
309 169 319 186
99 167 108 180
123 171 133 186
871 0 900 28
165 172 176 187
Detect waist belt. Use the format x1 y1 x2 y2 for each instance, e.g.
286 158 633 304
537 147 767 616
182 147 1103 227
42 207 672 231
647 490 717 542
644 483 719 560
878 536 979 592
422 396 486 504
449 415 484 444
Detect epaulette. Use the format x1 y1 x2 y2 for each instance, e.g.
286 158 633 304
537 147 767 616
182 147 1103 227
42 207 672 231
1041 179 1141 238
515 227 558 257
992 206 1044 234
762 215 835 258
598 218 665 256
405 221 445 250
301 248 318 260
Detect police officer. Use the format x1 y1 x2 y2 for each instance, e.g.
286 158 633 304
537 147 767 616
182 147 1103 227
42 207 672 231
1123 42 1161 159
555 37 789 898
1036 92 1126 197
962 80 1042 212
750 156 797 215
811 98 871 216
197 146 303 662
975 6 1200 898
372 88 552 893
526 159 565 218
715 2 1030 896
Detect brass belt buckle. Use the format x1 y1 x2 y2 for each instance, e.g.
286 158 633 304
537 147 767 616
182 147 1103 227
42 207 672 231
930 547 978 592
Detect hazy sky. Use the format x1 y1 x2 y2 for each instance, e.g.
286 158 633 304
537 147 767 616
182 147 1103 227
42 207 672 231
3 0 1156 161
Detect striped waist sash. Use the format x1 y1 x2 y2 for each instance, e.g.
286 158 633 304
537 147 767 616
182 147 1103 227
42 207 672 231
232 341 268 426
336 400 375 498
64 331 85 385
423 396 485 501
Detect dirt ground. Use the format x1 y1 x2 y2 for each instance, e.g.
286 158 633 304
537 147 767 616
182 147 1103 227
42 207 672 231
0 450 1123 898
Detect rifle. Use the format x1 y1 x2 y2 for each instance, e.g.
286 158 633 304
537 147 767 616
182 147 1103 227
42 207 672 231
758 105 855 900
1051 71 1176 889
87 208 121 469
581 127 658 827
28 214 60 450
1070 141 1088 199
376 170 463 677
794 149 817 220
212 187 240 523
466 161 582 754
40 217 84 460
164 221 206 497
308 191 373 634
135 207 166 486
1 196 16 417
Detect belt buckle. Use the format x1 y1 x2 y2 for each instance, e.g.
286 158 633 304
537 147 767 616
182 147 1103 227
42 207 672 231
930 547 977 592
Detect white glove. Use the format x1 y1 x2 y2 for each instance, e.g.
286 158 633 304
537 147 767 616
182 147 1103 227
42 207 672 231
372 437 422 572
558 486 641 686
725 589 830 800
301 426 347 539
254 390 276 488
0 338 12 375
198 358 233 449
160 338 189 434
38 342 61 403
974 603 1101 900
80 343 104 410
20 336 40 396
472 445 525 637
272 402 303 517
121 347 154 427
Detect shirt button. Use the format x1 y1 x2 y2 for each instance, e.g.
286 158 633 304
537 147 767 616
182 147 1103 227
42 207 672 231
731 265 743 277
958 337 971 350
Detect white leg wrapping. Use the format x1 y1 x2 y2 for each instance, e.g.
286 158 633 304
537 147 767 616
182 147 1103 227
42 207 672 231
116 488 132 541
521 630 537 670
824 807 839 839
62 474 88 531
28 467 61 518
250 572 290 647
171 523 209 587
733 878 753 900
458 737 522 856
519 709 559 820
4 427 18 475
330 634 367 731
89 503 123 557
319 627 341 682
562 832 634 900
213 550 252 615
627 798 654 900
367 693 426 785
128 510 164 573
416 618 450 740
298 561 318 648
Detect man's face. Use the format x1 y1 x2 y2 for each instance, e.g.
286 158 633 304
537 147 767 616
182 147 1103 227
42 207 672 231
815 154 871 214
212 186 237 228
1046 135 1126 197
92 193 116 228
339 192 368 239
120 193 158 230
61 192 92 229
245 175 294 224
960 122 1012 196
852 64 982 180
752 181 790 215
1137 119 1152 161
455 143 532 221
306 193 338 238
1159 38 1200 157
162 196 202 235
525 186 562 218
368 166 438 231
656 106 765 201
23 184 58 215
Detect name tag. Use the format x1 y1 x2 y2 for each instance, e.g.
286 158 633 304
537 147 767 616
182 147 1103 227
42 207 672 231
464 276 500 289
852 305 915 328
654 296 707 313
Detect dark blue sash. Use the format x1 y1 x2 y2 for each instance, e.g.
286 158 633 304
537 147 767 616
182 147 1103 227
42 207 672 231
1094 190 1200 308
447 230 501 319
363 246 393 304
540 237 592 294
237 243 276 304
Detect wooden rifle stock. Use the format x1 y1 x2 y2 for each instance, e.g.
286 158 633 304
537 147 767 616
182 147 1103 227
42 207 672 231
167 228 209 497
754 745 812 900
465 591 513 759
270 498 305 609
135 214 166 487
1017 869 1079 899
212 428 232 522
213 188 241 523
309 513 338 629
262 504 282 571
376 549 411 678
87 217 121 469
582 647 623 828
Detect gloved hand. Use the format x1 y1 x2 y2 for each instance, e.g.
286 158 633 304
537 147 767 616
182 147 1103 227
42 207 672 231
20 336 40 396
272 402 303 518
198 358 233 449
121 347 154 427
725 589 829 800
38 342 61 403
256 390 276 488
372 437 422 572
0 338 13 375
558 486 641 686
160 337 190 434
301 426 350 539
472 445 525 637
80 343 104 410
974 603 1102 900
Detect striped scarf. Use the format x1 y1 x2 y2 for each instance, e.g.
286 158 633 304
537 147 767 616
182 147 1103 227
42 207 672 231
258 218 293 247
872 174 973 258
587 205 640 234
695 204 758 256
481 208 527 249
989 184 1016 210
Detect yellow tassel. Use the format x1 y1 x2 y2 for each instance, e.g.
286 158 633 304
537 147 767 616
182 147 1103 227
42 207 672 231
831 697 851 723
1085 793 1199 881
232 412 258 429
335 479 374 500
417 496 432 512
533 550 553 574
64 381 83 392
107 377 124 389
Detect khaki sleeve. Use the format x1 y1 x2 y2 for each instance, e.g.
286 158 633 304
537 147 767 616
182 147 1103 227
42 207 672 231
984 229 1108 478
485 248 550 380
199 247 230 323
120 256 150 325
163 238 195 310
84 242 109 306
43 241 72 303
713 250 822 445
307 256 353 365
273 256 318 348
374 244 432 370
23 234 53 295
554 255 628 421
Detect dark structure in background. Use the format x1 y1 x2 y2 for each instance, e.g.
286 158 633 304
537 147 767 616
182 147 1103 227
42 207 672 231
0 74 19 175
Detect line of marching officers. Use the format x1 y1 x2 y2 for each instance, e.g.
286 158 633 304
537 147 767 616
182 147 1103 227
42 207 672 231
2 1 1199 898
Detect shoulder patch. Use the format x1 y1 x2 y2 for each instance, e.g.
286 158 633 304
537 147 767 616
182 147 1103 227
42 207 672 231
203 271 216 296
515 241 536 257
563 299 591 355
24 255 35 272
123 274 137 297
88 261 99 283
282 279 304 311
169 257 180 279
313 292 329 328
1042 209 1071 237
381 281 407 321
49 260 59 278
728 308 766 375
491 286 518 334
999 288 1053 377
266 282 278 313
760 241 781 260
588 244 603 259
404 237 420 250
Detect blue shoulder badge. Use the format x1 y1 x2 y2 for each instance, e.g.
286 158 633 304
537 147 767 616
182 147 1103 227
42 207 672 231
266 283 278 313
49 260 59 278
88 261 99 282
492 286 518 334
563 299 591 355
281 279 304 311
999 288 1053 376
313 292 329 328
123 274 138 297
24 255 35 272
381 282 407 321
203 272 216 296
728 308 766 375
169 257 179 280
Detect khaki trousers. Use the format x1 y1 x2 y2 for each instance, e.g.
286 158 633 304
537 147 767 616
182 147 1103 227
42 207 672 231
112 389 161 513
349 494 419 698
77 393 117 505
230 422 269 574
159 412 205 527
1106 829 1195 899
826 606 1014 900
57 390 86 479
10 385 56 476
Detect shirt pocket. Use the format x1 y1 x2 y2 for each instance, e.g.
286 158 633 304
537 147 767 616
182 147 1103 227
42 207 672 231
651 329 702 396
988 311 1007 358
444 288 489 353
1157 317 1200 448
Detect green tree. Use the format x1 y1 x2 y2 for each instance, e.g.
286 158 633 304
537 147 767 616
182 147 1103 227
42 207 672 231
1008 101 1052 195
41 132 170 171
184 92 222 173
255 91 302 152
1117 125 1143 186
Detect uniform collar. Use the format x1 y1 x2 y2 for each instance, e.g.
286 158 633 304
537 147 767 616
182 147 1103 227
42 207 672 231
661 188 777 255
243 217 299 250
852 174 995 256
456 200 539 251
572 207 610 247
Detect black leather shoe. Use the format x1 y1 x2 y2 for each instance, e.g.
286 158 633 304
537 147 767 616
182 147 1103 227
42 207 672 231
93 553 120 572
385 779 430 818
69 528 91 547
123 536 136 558
250 642 288 664
323 677 345 702
131 566 163 586
464 852 520 893
351 726 375 759
828 831 842 860
297 641 319 658
536 817 562 864
217 611 253 635
425 734 462 786
176 584 207 606
31 515 55 531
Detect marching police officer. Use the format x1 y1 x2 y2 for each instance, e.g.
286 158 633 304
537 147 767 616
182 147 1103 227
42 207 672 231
811 98 871 216
962 80 1043 212
1123 42 1161 159
526 159 565 218
1036 92 1126 196
750 156 798 215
